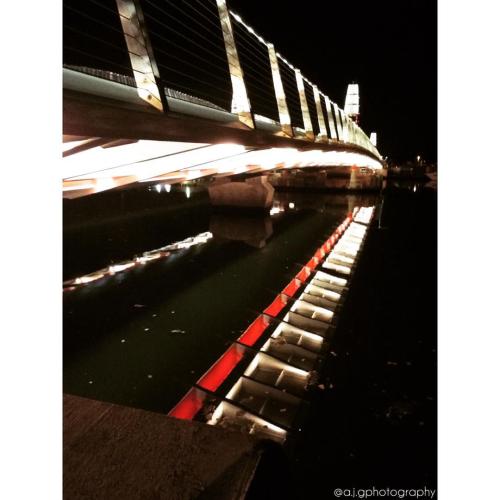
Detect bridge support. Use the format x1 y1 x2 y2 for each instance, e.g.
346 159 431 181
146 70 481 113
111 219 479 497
295 70 315 140
115 0 164 111
268 44 293 138
216 0 254 129
208 176 274 209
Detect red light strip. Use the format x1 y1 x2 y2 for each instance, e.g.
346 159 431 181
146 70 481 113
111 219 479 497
168 210 360 421
282 278 301 297
168 388 206 420
314 248 325 260
296 266 311 282
197 344 244 392
238 314 270 346
306 257 319 270
263 294 288 317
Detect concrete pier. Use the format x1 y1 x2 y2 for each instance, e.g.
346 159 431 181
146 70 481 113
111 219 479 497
208 176 274 209
64 395 263 500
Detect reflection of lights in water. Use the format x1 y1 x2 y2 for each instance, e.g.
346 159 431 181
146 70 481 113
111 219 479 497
74 273 105 285
185 187 191 199
108 262 135 274
289 202 295 209
413 185 417 192
64 232 213 291
155 184 162 193
164 184 171 193
269 207 283 215
135 253 163 264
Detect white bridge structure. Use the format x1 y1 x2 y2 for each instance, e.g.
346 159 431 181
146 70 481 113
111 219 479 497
63 0 383 199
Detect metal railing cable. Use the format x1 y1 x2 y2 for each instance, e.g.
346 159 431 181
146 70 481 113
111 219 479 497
278 59 304 129
142 0 231 60
64 46 139 81
232 21 279 122
304 81 320 135
140 0 233 111
65 24 146 63
64 0 136 83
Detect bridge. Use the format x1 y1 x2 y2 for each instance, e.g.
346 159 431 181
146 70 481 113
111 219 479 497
63 0 384 199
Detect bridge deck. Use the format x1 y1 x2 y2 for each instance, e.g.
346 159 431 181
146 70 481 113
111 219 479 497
63 88 380 162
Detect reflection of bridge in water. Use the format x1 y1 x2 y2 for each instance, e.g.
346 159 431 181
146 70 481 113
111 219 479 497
63 0 383 199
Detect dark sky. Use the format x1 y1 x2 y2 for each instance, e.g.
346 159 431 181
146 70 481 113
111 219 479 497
228 0 437 162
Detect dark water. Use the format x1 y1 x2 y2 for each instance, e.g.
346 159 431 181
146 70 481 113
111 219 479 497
63 184 377 413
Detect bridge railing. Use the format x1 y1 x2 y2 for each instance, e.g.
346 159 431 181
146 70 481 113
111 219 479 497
63 0 381 160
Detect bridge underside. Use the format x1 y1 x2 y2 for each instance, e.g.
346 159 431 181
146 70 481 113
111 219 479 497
63 76 383 199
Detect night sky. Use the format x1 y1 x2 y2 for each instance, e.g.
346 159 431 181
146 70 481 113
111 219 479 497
229 0 437 162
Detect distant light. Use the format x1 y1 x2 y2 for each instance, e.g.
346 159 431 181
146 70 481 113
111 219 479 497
155 184 161 193
289 202 295 209
185 186 191 199
164 184 171 193
413 185 417 192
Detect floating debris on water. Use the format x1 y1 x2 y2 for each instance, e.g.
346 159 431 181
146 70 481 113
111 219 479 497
147 374 153 379
144 328 150 332
387 361 398 366
88 381 93 384
171 329 186 334
121 339 126 343
134 304 145 308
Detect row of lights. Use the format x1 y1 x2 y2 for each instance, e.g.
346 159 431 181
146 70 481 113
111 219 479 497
63 231 213 291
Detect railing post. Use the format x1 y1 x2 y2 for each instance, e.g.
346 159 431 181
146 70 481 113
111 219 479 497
345 115 352 143
295 69 314 140
216 0 254 129
332 102 343 142
324 96 338 141
267 43 293 137
338 107 347 143
312 86 328 142
115 0 164 111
